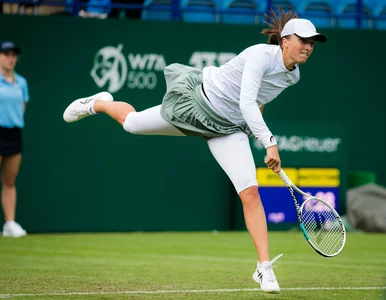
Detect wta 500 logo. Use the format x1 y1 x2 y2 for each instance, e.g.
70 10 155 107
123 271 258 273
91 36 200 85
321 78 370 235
90 44 166 93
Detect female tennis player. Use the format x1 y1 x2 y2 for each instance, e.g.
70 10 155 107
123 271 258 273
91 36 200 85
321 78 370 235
63 9 326 293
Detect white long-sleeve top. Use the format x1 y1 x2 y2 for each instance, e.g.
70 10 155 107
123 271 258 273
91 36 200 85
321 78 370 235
202 44 300 148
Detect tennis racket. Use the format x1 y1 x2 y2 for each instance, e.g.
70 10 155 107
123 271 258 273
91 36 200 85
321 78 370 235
276 168 346 257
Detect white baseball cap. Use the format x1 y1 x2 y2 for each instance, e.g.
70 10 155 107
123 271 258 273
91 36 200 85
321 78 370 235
281 19 327 43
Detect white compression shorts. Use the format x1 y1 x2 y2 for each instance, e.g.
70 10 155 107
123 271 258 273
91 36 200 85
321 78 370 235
123 105 186 136
123 105 258 193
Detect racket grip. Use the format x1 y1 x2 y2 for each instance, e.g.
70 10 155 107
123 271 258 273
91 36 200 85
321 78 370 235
264 156 293 187
278 169 293 187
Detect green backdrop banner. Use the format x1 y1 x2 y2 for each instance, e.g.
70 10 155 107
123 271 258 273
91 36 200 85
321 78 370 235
0 15 383 232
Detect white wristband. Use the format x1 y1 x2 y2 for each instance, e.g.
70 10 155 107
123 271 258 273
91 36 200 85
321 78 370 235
259 134 277 149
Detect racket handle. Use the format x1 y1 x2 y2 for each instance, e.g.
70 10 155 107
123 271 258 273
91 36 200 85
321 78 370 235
277 169 293 187
264 156 293 187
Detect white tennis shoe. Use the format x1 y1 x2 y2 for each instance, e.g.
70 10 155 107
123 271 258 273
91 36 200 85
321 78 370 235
253 253 283 293
2 221 27 238
63 92 113 123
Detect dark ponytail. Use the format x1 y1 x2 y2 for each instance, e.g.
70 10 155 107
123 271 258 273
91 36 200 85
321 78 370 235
261 8 298 45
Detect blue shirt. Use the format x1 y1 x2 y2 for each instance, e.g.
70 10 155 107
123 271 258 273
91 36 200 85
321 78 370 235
0 72 29 128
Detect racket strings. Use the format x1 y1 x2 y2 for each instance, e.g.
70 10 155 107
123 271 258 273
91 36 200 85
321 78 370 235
301 199 344 255
303 212 342 254
303 214 342 255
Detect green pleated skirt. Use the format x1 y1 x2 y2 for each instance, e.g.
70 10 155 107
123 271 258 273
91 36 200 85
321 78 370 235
160 63 252 138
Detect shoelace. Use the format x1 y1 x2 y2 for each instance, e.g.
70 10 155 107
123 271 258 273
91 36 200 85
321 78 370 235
80 97 94 105
271 253 283 265
79 97 96 115
260 253 283 282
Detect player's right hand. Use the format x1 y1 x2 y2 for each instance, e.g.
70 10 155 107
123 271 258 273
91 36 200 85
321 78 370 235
265 146 281 173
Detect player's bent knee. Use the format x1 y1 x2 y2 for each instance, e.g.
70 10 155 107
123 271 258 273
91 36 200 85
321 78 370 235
238 185 261 205
123 112 139 134
236 182 258 195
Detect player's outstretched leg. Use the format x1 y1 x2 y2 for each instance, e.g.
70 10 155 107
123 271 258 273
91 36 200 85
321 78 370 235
63 91 137 127
63 92 113 123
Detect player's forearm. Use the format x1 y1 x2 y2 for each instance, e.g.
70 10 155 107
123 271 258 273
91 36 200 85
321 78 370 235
239 102 275 148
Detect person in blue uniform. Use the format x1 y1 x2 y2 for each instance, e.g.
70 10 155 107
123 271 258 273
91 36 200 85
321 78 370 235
0 41 29 238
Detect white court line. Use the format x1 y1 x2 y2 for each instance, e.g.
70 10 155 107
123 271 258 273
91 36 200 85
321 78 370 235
0 287 385 298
